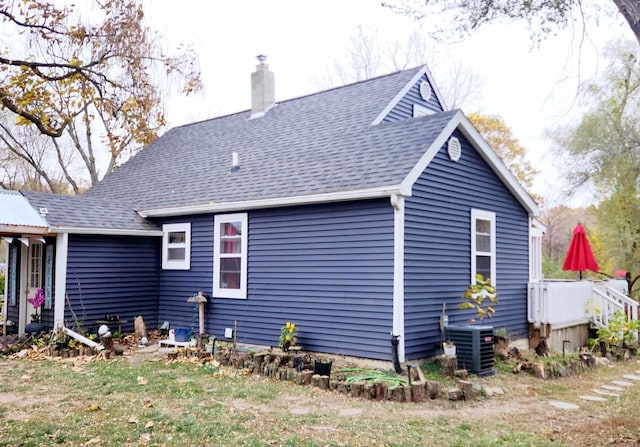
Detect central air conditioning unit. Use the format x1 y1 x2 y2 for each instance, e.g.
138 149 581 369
445 325 495 377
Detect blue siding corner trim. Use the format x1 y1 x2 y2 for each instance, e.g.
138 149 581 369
156 199 396 360
65 235 160 333
404 128 530 359
383 73 444 123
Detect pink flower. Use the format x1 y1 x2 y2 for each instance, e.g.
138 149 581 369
27 288 45 309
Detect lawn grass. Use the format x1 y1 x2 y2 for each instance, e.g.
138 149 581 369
0 355 638 446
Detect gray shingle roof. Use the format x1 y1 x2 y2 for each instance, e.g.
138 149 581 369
22 192 160 232
86 67 452 211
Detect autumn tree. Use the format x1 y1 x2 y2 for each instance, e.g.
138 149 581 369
383 1 640 46
468 113 538 191
0 0 201 193
555 41 640 294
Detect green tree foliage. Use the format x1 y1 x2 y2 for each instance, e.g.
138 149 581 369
0 0 201 193
555 41 640 295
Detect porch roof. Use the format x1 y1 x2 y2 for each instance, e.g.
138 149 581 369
0 190 48 235
22 191 160 234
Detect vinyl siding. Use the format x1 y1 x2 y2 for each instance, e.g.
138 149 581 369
383 73 444 122
403 129 530 359
156 199 395 360
65 235 160 333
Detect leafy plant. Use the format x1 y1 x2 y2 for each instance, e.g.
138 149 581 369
27 288 45 323
458 274 498 321
596 309 640 347
278 321 298 351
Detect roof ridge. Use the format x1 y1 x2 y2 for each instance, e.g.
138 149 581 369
173 65 426 130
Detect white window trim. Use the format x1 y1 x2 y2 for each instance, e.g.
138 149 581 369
471 209 496 284
413 103 434 117
213 213 248 299
162 223 191 270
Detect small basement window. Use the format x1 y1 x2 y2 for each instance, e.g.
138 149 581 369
162 223 191 270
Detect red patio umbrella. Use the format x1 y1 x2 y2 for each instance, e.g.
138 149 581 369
562 223 600 280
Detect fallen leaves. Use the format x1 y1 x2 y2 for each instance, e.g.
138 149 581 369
136 376 148 385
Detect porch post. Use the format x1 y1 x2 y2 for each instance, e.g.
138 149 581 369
391 194 405 362
54 233 68 328
1 240 8 334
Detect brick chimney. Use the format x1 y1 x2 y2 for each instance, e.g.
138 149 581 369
251 55 275 118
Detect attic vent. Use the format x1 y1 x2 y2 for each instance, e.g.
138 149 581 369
448 137 461 161
419 81 431 101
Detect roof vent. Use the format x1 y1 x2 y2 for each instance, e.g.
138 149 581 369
250 55 275 119
448 137 461 161
39 207 48 216
419 81 431 101
230 151 240 173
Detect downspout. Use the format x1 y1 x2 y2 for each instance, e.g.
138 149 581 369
390 193 405 368
390 334 402 374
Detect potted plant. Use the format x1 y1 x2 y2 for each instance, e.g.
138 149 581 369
25 288 45 333
278 321 298 352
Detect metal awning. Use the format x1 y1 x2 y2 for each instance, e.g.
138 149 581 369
0 190 49 235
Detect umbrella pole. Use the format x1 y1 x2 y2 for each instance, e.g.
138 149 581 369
579 271 582 281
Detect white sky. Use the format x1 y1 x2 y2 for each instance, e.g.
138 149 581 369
143 0 635 207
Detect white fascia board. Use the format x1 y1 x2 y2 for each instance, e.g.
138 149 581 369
371 66 428 125
455 114 540 216
531 217 547 233
400 111 540 217
139 186 405 218
49 227 163 237
400 111 463 193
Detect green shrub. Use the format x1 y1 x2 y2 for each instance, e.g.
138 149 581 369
0 269 4 295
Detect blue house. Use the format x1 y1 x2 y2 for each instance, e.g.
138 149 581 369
0 58 539 361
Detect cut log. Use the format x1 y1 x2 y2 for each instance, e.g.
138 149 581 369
447 387 463 401
411 382 426 402
302 370 314 385
458 380 473 399
349 381 365 398
427 381 441 399
364 383 375 400
318 375 330 390
374 381 387 400
134 316 147 340
402 384 412 402
389 385 404 402
438 355 458 377
311 374 321 388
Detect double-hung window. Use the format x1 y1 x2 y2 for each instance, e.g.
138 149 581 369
213 213 248 299
471 209 496 284
162 223 191 270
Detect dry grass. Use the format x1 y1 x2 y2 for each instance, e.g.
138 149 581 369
0 353 638 446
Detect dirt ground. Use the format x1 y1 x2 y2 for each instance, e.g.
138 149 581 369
1 342 640 446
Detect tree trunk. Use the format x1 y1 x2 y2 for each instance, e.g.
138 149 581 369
613 0 640 45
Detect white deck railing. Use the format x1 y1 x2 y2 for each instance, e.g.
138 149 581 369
528 279 635 328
